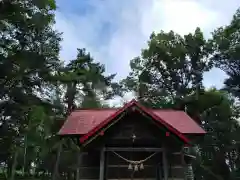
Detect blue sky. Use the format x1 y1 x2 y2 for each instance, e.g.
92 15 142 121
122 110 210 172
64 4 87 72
55 0 239 104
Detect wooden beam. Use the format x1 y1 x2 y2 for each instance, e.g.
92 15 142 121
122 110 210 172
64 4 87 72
76 152 82 180
162 147 168 180
107 165 157 168
99 147 105 180
181 147 188 180
105 147 163 152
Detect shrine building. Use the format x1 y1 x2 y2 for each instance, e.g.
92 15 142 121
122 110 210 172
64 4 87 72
59 99 206 180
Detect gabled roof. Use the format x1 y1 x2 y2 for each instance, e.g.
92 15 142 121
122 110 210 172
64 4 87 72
59 99 206 144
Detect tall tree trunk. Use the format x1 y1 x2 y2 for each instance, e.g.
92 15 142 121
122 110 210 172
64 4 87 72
66 82 77 115
227 151 235 171
213 150 230 180
52 142 63 180
10 150 18 180
22 134 28 176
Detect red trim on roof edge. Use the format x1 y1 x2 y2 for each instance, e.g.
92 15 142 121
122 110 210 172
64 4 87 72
136 102 190 143
79 99 190 144
79 99 136 143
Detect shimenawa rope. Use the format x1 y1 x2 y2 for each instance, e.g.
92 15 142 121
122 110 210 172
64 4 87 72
111 151 158 165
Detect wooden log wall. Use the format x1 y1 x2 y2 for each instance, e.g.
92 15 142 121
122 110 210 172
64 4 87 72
74 150 186 180
77 151 100 180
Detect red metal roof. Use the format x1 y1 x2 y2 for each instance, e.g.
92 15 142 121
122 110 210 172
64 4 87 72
59 99 206 144
152 110 205 134
59 109 117 135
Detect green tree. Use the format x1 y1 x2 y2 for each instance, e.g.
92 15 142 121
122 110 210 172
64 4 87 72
211 8 240 98
0 0 62 179
121 28 212 107
185 89 240 180
59 48 120 112
81 90 101 108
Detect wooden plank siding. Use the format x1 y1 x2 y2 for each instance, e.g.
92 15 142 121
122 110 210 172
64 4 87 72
75 149 185 180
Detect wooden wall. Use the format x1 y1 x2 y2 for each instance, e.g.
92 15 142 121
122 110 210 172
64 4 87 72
77 150 185 180
78 151 100 180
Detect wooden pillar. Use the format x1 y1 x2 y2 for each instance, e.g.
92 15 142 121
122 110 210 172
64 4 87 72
162 147 168 180
99 147 105 180
76 152 82 180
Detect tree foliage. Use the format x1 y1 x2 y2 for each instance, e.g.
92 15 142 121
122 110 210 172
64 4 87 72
59 48 117 112
121 28 212 108
0 0 62 179
211 8 240 98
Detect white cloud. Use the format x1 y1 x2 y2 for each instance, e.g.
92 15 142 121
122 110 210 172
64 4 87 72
160 0 218 35
55 0 238 105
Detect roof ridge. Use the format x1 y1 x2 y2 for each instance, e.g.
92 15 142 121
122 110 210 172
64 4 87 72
150 108 176 111
73 108 119 111
72 108 181 111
